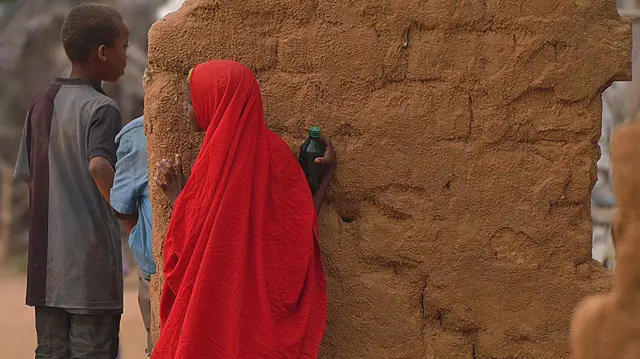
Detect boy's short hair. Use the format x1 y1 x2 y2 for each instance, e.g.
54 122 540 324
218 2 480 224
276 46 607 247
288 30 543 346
60 4 123 63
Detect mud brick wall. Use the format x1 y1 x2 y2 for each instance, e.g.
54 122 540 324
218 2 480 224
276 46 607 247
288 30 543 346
144 1 631 357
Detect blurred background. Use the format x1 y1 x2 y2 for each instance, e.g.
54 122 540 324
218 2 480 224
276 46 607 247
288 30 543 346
0 1 182 358
591 0 640 271
0 0 636 357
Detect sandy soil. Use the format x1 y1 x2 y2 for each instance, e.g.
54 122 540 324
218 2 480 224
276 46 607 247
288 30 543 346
0 271 148 359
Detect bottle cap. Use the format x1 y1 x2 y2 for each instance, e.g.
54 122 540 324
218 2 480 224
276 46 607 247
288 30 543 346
309 127 321 138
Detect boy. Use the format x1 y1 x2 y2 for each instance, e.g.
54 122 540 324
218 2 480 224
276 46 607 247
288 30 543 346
13 4 129 358
111 115 156 357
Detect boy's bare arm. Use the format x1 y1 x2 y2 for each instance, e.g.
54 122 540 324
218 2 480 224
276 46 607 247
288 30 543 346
113 208 138 234
117 215 138 234
89 156 115 203
86 103 120 203
90 154 141 236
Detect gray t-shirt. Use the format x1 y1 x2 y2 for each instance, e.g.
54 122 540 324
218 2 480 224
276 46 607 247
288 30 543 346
14 78 123 311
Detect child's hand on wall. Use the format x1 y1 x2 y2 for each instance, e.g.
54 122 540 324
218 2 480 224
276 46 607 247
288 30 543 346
154 154 185 206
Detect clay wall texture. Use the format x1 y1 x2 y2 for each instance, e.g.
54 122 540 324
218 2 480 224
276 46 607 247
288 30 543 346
144 1 631 358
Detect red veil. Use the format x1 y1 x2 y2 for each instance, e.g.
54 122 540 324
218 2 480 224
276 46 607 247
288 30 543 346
151 60 327 359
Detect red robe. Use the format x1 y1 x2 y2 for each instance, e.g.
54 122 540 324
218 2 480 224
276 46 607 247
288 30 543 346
151 60 327 359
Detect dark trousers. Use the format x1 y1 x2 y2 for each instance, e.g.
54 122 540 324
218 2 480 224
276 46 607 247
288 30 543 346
35 306 121 359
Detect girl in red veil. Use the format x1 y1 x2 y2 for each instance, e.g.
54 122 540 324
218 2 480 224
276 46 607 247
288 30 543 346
151 60 336 359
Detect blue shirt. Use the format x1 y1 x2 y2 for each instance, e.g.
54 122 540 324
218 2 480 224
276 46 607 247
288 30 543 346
110 117 156 279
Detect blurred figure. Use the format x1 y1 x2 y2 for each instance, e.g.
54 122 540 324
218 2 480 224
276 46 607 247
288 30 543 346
111 115 156 357
13 4 129 358
571 122 640 359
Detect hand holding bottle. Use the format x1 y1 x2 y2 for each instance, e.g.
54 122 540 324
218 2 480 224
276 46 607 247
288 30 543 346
314 133 337 169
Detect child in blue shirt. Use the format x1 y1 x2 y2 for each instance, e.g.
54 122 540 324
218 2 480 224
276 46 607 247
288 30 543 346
110 116 155 357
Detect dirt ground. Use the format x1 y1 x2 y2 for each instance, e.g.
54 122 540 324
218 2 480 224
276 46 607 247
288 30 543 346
0 270 148 359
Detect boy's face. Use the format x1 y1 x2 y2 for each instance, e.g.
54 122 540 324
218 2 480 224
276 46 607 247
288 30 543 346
98 20 129 83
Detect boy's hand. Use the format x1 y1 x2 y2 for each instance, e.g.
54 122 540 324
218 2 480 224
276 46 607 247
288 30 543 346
314 134 337 169
154 154 185 205
89 157 115 203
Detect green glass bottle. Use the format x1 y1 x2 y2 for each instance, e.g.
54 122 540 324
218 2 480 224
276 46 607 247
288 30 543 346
299 127 326 193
